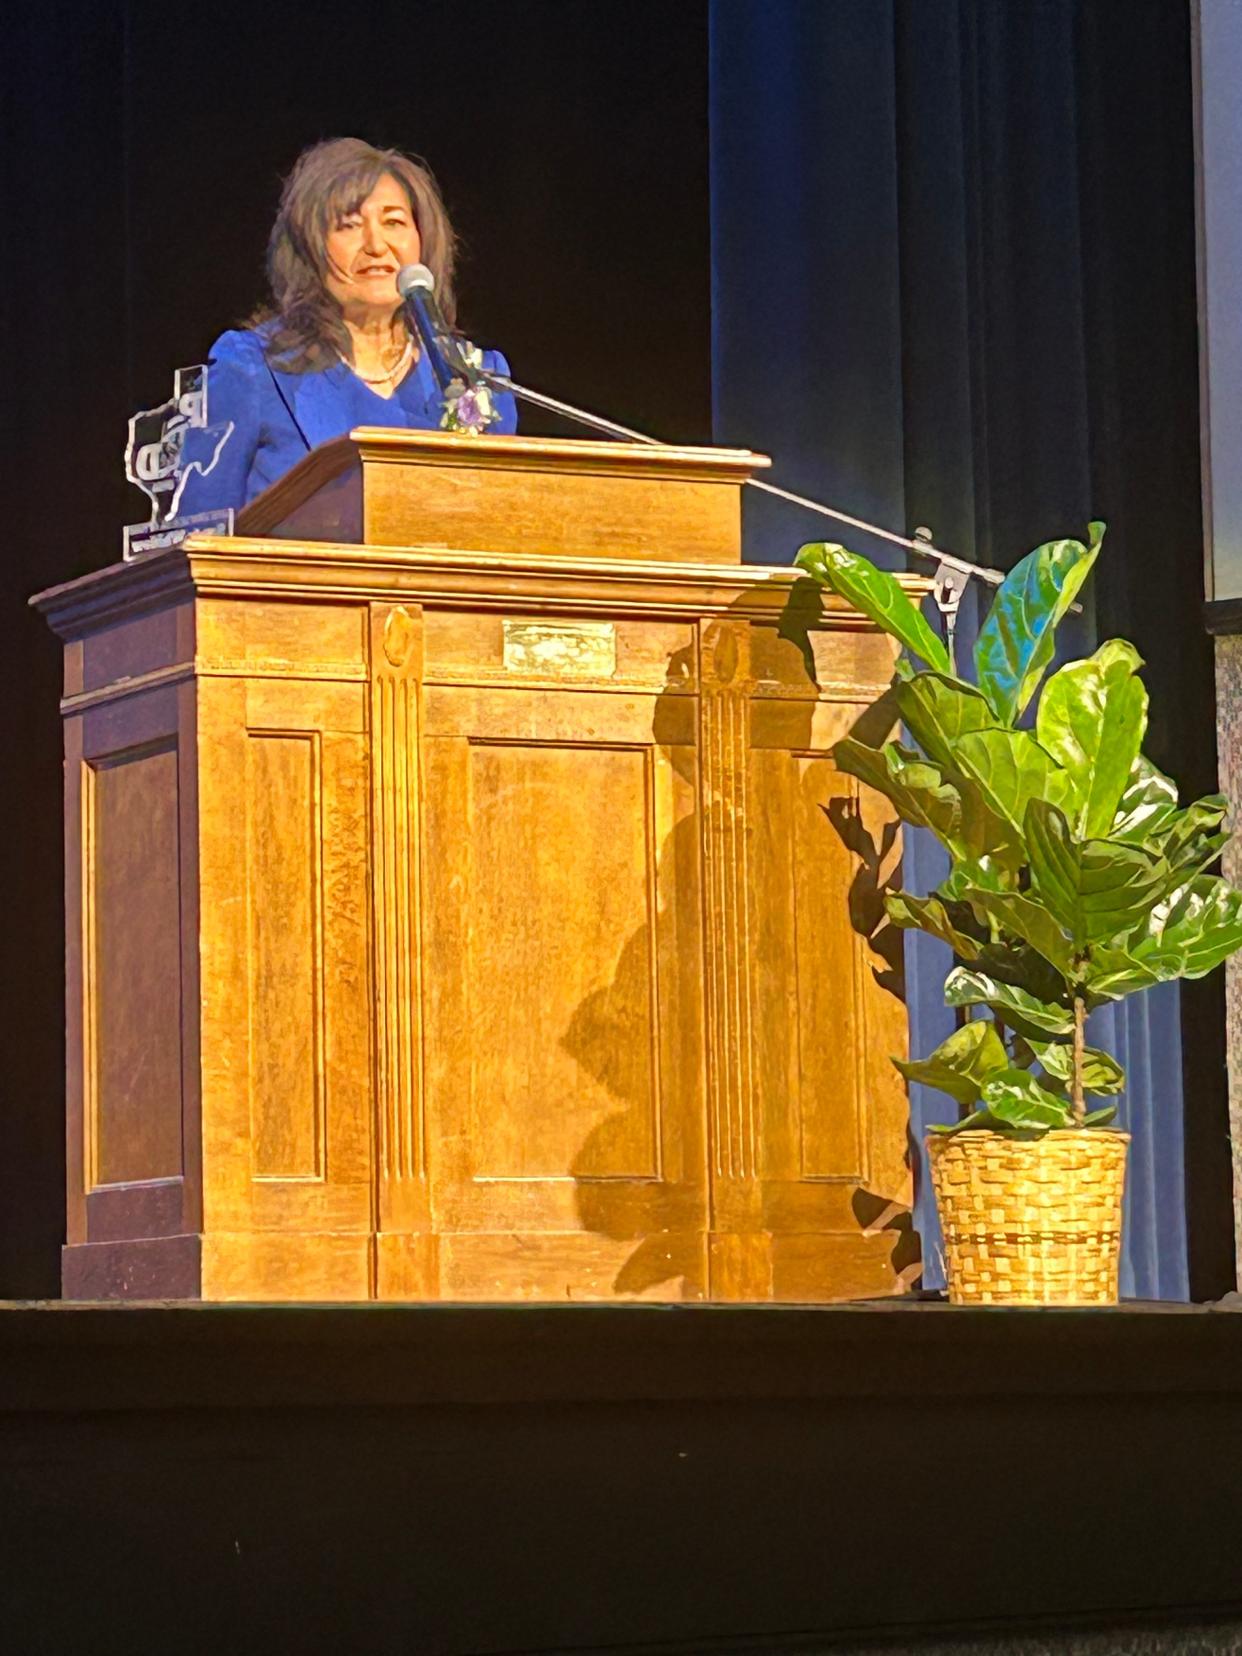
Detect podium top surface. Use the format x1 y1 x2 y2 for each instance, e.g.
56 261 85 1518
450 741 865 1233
231 428 771 563
243 427 770 517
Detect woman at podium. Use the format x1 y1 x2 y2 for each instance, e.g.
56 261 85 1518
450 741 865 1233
175 137 516 514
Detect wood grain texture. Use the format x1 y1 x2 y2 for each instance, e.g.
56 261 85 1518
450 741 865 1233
85 741 183 1185
237 430 768 566
36 434 920 1301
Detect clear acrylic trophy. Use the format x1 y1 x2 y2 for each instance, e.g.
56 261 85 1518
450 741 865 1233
122 364 234 559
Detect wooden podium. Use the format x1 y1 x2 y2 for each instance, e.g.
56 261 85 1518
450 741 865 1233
33 430 918 1302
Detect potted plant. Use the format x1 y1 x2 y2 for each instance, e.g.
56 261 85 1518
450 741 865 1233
796 522 1242 1304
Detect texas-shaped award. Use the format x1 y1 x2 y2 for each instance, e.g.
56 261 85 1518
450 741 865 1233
122 364 234 559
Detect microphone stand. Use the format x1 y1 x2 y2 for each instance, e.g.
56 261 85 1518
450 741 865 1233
483 369 1008 671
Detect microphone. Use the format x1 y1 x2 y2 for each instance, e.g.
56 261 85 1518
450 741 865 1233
396 263 475 392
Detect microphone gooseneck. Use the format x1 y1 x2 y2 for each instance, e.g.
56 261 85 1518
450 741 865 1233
473 367 1016 631
396 264 1013 618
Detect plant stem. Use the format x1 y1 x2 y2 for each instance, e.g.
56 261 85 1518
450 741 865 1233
1071 995 1086 1126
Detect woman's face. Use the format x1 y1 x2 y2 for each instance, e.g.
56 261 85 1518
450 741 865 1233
323 172 422 318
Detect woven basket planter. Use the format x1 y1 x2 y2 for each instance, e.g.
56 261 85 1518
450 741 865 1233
927 1128 1129 1305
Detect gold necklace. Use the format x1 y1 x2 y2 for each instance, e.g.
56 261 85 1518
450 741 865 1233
340 337 414 386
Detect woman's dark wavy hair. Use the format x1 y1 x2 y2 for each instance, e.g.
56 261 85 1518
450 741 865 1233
251 137 458 372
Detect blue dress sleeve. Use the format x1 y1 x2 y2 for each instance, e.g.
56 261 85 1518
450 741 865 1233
483 348 518 435
173 330 265 515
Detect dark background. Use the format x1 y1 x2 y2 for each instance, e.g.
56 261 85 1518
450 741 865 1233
0 0 1229 1298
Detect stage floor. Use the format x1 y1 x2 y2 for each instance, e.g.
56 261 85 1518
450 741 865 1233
3 1298 1242 1654
1 1293 1240 1411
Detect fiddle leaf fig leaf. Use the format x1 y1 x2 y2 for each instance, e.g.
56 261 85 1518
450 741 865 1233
973 522 1104 722
833 739 961 846
1112 777 1228 876
1111 755 1181 844
939 854 1020 900
1028 1039 1126 1095
1025 798 1170 949
1124 875 1242 981
929 1108 994 1135
1083 1105 1120 1128
1166 830 1231 882
1036 639 1148 837
885 893 984 959
951 728 1078 842
956 778 1028 869
970 941 1070 1010
1170 796 1229 838
979 1069 1075 1132
1083 876 1242 997
1080 947 1160 1000
959 888 1076 977
894 672 998 774
795 542 950 673
893 1018 1010 1105
945 967 1075 1037
1162 797 1231 877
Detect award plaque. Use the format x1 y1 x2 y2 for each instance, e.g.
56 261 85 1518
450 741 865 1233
123 364 234 559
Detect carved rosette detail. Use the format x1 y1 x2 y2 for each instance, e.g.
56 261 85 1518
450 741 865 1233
699 620 758 1182
382 604 416 668
370 605 424 1183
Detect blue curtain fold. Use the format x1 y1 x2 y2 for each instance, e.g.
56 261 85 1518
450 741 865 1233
709 0 1200 1297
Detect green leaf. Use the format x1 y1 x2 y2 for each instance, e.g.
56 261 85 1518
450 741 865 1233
1080 948 1160 1000
893 1019 1010 1105
1166 795 1228 848
795 543 951 673
960 888 1076 977
1085 877 1242 997
833 739 961 845
979 1069 1075 1132
971 940 1071 1008
1162 797 1231 877
956 780 1029 869
939 854 1020 900
894 672 998 773
1129 876 1242 979
945 967 1075 1036
1111 755 1180 843
930 1107 995 1135
1025 798 1170 949
951 728 1078 842
1166 831 1230 882
1035 640 1148 837
1028 1040 1126 1095
1082 1106 1119 1128
1111 762 1228 874
885 893 983 959
890 675 1026 866
973 522 1104 722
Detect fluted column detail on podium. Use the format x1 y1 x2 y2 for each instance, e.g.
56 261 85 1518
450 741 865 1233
698 619 758 1187
369 603 428 1241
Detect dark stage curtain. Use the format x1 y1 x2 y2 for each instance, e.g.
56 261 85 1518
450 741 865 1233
710 0 1224 1296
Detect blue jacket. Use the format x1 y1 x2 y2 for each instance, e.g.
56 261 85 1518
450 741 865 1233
175 327 517 515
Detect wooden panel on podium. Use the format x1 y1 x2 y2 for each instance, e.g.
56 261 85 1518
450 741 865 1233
34 430 924 1302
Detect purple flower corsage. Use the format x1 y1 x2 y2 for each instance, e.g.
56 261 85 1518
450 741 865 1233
440 343 502 435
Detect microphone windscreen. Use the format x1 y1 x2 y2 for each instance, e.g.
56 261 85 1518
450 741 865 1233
397 263 435 300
